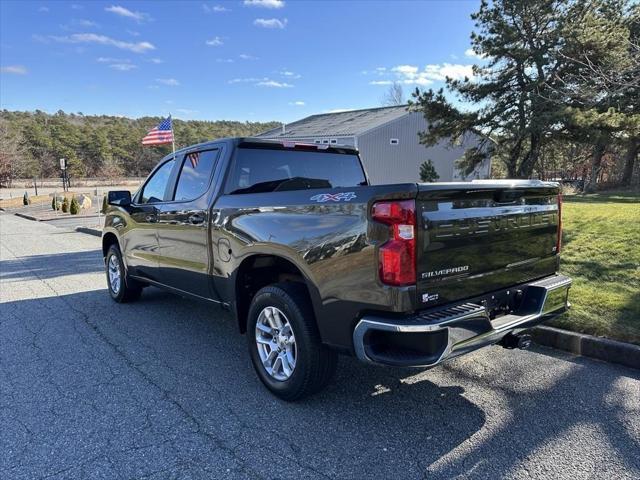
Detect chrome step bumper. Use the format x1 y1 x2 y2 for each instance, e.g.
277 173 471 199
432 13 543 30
353 274 571 367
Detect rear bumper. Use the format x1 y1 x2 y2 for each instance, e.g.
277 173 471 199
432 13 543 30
353 274 571 367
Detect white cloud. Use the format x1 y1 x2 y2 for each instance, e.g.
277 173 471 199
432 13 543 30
256 80 292 88
279 70 300 79
105 5 150 22
392 65 419 76
216 58 235 63
229 77 264 83
127 30 140 36
289 101 305 106
156 78 180 86
369 63 475 86
49 33 155 53
424 63 474 81
148 58 163 64
97 56 129 63
205 36 224 46
38 6 49 12
203 4 230 13
464 48 486 60
1 65 28 75
244 0 285 8
239 53 258 60
229 77 293 87
109 63 137 71
77 19 99 27
254 18 287 29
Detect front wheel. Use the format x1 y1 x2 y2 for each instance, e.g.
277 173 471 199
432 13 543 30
105 244 142 303
247 283 337 401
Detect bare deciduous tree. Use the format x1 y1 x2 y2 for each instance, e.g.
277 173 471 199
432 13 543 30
381 82 406 106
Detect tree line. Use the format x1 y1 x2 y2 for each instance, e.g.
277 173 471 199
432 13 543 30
0 110 278 185
410 0 639 191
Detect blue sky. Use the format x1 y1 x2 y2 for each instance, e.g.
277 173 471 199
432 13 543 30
0 0 482 122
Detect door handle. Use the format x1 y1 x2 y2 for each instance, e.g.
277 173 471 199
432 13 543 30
188 213 205 225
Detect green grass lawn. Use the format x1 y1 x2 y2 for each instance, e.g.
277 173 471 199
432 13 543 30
550 190 640 345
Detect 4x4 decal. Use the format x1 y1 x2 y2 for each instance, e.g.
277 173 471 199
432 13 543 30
310 192 357 203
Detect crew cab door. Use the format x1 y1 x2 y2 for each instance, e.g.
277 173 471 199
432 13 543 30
155 148 221 300
125 158 177 280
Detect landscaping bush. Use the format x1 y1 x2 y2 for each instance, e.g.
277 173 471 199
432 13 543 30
23 192 31 206
69 196 80 215
51 197 56 210
100 195 107 214
61 197 69 213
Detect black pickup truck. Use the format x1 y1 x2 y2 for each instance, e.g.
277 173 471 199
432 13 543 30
103 138 571 400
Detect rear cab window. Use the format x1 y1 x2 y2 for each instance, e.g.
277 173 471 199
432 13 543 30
226 146 367 194
173 149 219 202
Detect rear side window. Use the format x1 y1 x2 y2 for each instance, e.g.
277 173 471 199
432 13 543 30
173 149 218 201
227 148 367 194
139 159 175 204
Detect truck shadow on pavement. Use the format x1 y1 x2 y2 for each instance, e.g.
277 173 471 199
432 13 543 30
0 250 104 282
2 285 639 479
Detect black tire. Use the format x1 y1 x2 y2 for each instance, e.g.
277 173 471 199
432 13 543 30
247 282 337 401
105 244 143 303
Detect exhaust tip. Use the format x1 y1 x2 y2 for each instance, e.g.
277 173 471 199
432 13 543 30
500 333 532 350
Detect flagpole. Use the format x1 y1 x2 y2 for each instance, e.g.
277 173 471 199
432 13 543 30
170 114 176 162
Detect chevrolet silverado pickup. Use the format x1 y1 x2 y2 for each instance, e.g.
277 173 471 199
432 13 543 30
103 138 571 400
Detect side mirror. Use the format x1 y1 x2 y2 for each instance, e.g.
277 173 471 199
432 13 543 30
107 190 132 207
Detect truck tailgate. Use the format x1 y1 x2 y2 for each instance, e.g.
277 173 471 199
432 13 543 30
416 181 560 308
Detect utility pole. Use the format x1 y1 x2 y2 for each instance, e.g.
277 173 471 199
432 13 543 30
60 158 67 192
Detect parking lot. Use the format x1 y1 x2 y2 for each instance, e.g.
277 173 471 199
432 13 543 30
1 212 639 479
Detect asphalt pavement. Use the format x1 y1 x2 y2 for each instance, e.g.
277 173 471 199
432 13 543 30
1 213 639 480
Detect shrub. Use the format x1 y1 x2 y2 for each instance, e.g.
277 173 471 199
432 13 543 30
52 197 56 210
419 160 440 182
61 197 69 213
70 196 80 215
100 195 107 214
23 192 31 206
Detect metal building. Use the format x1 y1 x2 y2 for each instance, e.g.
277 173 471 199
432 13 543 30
257 105 491 184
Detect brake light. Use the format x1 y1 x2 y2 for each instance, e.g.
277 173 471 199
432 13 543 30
372 200 416 286
556 193 563 253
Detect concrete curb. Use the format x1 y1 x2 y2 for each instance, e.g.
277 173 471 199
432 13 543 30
14 212 38 221
75 226 102 237
14 211 101 222
532 326 640 370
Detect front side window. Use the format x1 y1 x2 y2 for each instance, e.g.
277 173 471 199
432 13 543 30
227 148 367 194
139 159 175 204
173 149 218 201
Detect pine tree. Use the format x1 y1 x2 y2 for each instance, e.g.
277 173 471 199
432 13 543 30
419 160 440 182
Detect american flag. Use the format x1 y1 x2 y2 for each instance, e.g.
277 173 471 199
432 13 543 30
142 116 174 146
187 152 200 168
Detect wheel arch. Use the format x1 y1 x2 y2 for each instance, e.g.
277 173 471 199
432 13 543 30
102 231 119 258
233 254 322 335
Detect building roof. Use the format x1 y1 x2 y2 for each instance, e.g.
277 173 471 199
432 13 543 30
257 105 410 139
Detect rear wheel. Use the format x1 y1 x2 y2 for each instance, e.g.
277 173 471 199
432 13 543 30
247 282 337 401
105 244 142 303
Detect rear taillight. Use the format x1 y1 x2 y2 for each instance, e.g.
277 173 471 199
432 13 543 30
556 193 563 253
372 200 416 286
